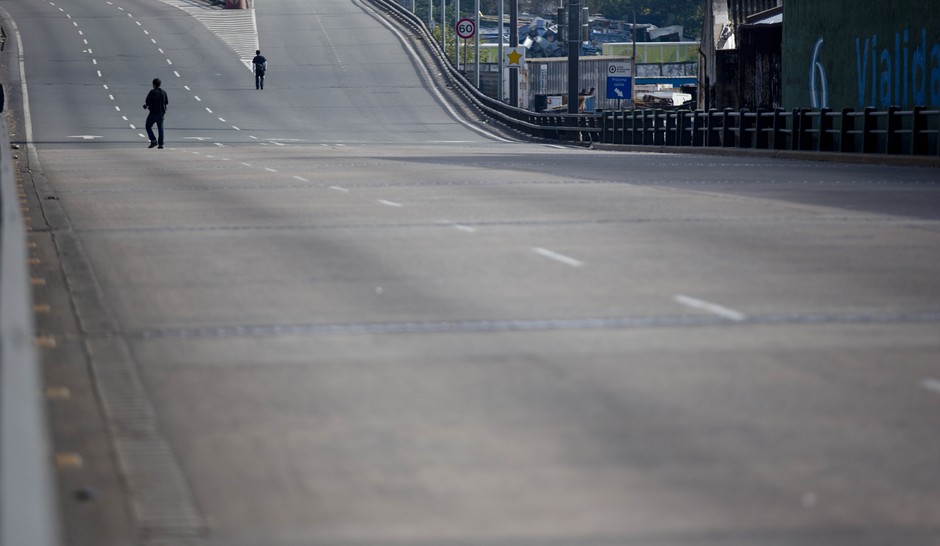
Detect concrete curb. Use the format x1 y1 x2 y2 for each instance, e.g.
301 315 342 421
590 143 940 168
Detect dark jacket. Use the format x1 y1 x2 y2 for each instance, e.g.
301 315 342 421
145 88 168 115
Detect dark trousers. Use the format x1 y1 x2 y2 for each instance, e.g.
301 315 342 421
255 72 264 89
146 112 165 145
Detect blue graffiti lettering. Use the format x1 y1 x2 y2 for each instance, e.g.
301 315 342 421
856 29 940 108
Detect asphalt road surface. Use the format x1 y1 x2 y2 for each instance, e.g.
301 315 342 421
4 0 940 545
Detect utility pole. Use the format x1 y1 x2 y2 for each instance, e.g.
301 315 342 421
474 0 480 87
498 0 504 102
509 0 518 106
566 0 580 114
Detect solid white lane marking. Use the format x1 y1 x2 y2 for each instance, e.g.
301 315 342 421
293 176 308 182
533 247 584 267
674 295 747 321
329 186 349 192
922 379 940 395
379 200 403 207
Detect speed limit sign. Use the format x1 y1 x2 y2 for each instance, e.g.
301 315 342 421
455 18 475 39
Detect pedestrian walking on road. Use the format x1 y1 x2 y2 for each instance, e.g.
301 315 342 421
252 50 267 90
143 78 168 149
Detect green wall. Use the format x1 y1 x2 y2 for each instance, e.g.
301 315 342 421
783 0 940 109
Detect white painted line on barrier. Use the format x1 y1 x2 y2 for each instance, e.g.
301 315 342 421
533 247 584 267
921 378 940 395
674 294 747 321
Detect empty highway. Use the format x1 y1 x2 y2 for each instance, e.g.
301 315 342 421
3 0 940 544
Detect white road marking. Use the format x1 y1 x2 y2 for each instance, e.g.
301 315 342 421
329 186 349 192
194 96 201 101
138 133 146 138
249 135 258 140
205 107 213 113
108 94 114 100
144 30 149 35
241 162 252 167
121 116 127 121
78 30 83 35
264 168 277 173
151 38 157 44
129 124 136 129
114 106 121 112
176 72 182 79
674 295 747 322
214 143 224 147
231 126 240 131
103 84 108 90
92 58 97 65
921 378 940 395
218 117 226 122
454 224 476 233
158 48 164 54
83 39 88 45
533 247 584 267
136 21 141 26
183 85 190 91
166 59 173 65
97 70 102 77
379 200 403 207
293 176 308 182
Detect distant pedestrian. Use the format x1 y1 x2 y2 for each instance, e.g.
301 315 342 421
252 50 267 90
143 78 168 149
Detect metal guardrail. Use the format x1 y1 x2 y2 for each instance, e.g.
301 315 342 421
0 113 59 543
366 0 600 140
599 107 940 156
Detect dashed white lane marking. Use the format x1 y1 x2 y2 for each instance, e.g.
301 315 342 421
264 168 278 173
121 116 128 121
166 59 173 65
129 124 136 129
454 224 476 233
183 85 190 91
921 378 940 395
108 94 114 100
241 162 252 167
232 126 240 131
379 200 403 207
97 70 102 77
674 295 747 322
218 117 226 122
92 58 97 65
151 38 157 44
144 29 149 35
293 176 308 182
329 186 350 192
249 135 258 140
533 247 584 267
158 48 165 54
194 96 201 101
83 39 88 45
205 107 213 113
114 106 121 112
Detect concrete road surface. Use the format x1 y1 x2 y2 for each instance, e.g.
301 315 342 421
3 0 940 544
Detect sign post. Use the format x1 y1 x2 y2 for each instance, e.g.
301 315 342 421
455 18 475 72
606 60 634 108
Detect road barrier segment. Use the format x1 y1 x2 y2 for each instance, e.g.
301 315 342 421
0 111 60 544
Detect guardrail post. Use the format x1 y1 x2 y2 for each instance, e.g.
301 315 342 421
653 109 665 145
665 111 677 146
630 109 641 145
886 106 901 154
817 108 832 151
692 110 704 147
839 108 855 152
911 106 927 155
721 108 733 147
675 110 686 146
738 109 750 148
754 108 766 149
771 108 786 150
705 109 718 146
862 106 877 153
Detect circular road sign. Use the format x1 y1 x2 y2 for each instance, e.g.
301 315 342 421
455 18 476 39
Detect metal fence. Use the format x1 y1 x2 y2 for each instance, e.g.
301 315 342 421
599 107 940 156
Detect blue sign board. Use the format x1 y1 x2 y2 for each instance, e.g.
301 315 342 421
606 61 633 101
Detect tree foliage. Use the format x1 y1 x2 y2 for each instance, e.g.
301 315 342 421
585 0 703 37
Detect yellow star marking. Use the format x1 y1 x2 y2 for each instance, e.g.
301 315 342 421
507 49 523 65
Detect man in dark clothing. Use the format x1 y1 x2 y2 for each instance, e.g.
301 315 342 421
252 50 267 90
143 78 168 149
